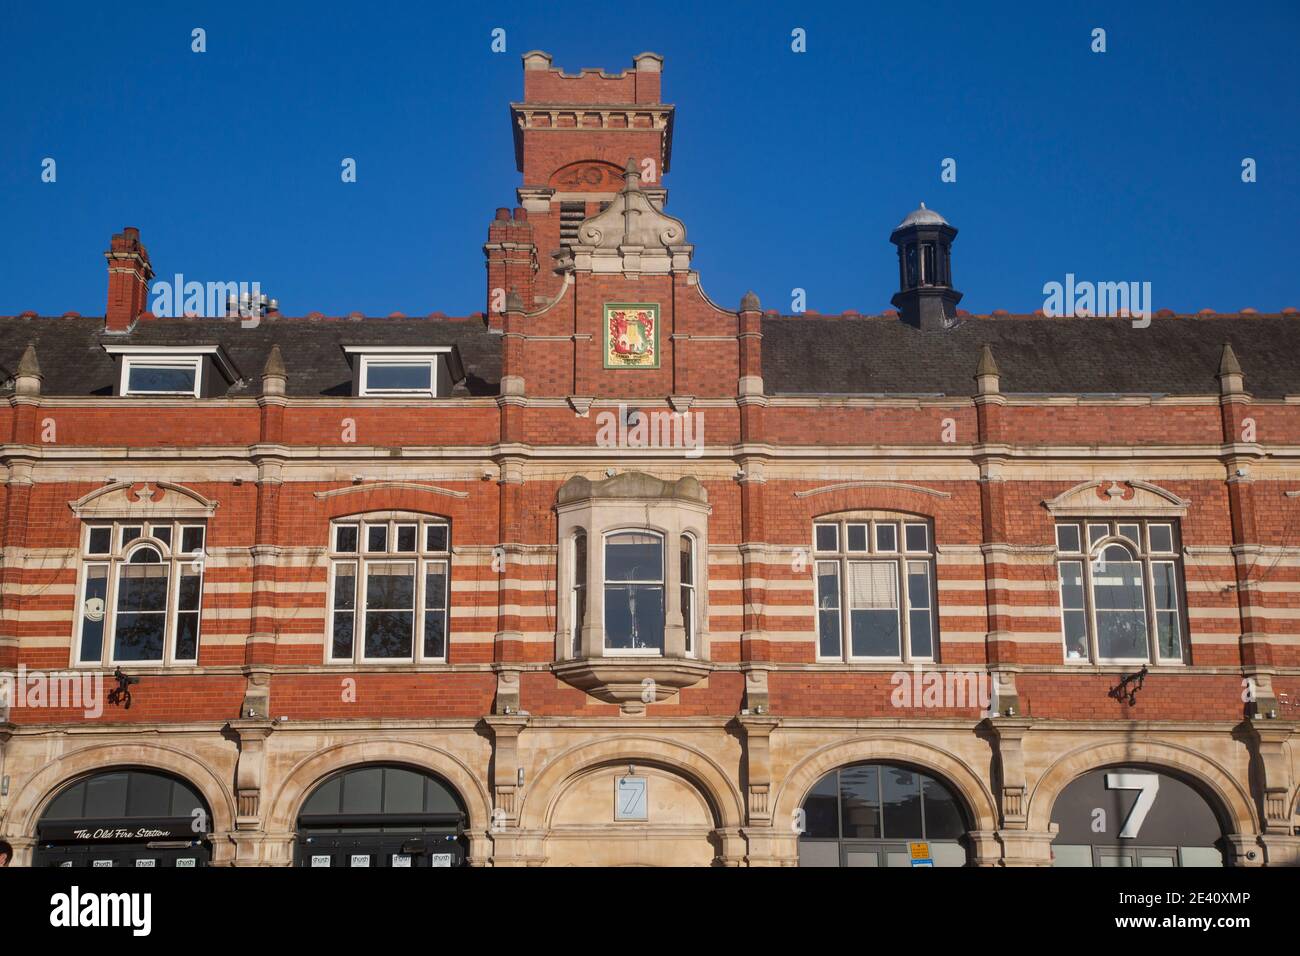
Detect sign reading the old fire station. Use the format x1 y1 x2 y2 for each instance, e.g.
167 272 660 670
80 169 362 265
604 303 660 369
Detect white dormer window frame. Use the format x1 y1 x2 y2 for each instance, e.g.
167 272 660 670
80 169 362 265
343 347 452 398
103 345 238 398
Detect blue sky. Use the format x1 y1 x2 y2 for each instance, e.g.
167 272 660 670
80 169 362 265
2 0 1297 317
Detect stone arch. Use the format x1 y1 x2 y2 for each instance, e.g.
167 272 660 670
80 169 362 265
3 741 236 841
1025 739 1257 836
518 735 744 831
771 736 999 832
263 738 491 836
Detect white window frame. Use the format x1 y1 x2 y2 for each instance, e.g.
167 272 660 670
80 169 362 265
1054 519 1186 666
120 356 203 397
343 347 452 398
812 517 937 664
73 521 206 667
326 516 452 665
570 531 587 657
602 528 667 657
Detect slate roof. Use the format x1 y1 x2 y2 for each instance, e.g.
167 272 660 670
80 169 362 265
760 315 1300 398
2 313 1297 400
0 316 502 397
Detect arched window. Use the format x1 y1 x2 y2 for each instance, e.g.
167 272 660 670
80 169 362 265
799 762 969 867
328 515 451 664
296 764 468 868
77 521 206 665
35 768 212 867
603 531 665 654
1055 520 1184 664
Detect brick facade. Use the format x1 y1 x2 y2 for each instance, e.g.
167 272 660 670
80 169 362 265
0 51 1298 868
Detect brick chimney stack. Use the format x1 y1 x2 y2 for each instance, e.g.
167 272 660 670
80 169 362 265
484 207 537 330
104 226 154 332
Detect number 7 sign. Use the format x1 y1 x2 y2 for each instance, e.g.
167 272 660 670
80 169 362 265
1105 773 1160 838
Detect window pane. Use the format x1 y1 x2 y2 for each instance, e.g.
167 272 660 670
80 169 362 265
174 570 202 660
332 564 356 658
848 562 899 657
605 533 662 582
1087 523 1108 548
423 563 448 659
366 525 388 553
335 525 358 553
181 526 205 555
114 565 167 661
921 774 966 839
816 562 842 658
680 536 694 652
1117 524 1141 546
395 525 417 553
364 563 414 658
1058 562 1088 661
907 562 934 658
1093 558 1148 659
151 525 172 548
802 771 839 839
88 527 112 555
127 365 196 393
603 584 664 652
79 565 109 663
839 765 881 839
846 524 867 552
572 534 587 655
1055 524 1081 553
875 523 897 552
814 524 838 552
1153 562 1181 659
121 526 142 548
881 766 923 839
904 523 928 552
1148 524 1173 553
366 363 431 391
425 524 449 552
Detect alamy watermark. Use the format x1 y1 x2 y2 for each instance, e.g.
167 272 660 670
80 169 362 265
0 665 104 719
594 403 704 459
149 274 273 327
1042 273 1152 327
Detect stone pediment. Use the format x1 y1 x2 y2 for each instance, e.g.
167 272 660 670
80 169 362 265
1042 479 1190 517
68 480 219 519
565 158 693 277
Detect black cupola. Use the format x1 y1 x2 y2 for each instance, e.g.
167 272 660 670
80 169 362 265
890 203 962 330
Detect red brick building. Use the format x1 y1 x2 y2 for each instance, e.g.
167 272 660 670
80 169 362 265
1 51 1298 868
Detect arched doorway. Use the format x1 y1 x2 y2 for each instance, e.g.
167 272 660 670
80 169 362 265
294 764 468 868
1049 765 1228 867
33 768 212 868
798 762 970 867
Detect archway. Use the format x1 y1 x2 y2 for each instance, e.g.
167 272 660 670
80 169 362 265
1048 765 1231 867
519 736 744 867
294 764 469 868
32 767 213 868
797 761 972 867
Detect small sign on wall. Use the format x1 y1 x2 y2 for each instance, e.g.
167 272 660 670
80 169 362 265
615 775 649 821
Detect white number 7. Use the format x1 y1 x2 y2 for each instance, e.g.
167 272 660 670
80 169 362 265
1105 773 1159 838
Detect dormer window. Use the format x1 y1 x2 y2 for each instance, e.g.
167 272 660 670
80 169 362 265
342 347 463 398
103 345 239 398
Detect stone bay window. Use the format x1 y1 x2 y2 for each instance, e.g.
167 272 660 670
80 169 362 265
553 473 710 713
